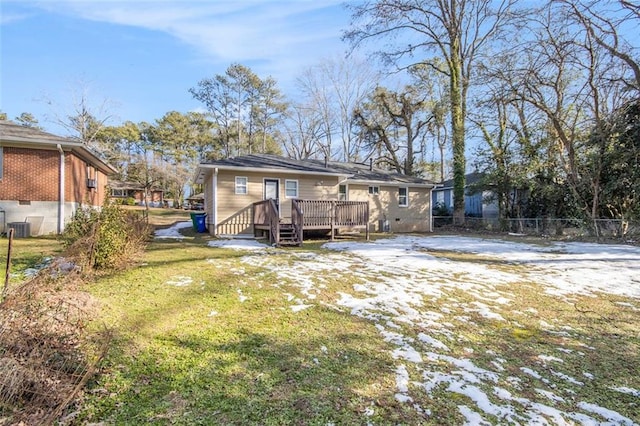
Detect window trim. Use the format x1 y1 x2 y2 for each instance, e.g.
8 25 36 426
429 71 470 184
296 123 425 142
398 187 409 207
368 186 379 196
284 179 299 199
0 147 3 179
235 176 248 195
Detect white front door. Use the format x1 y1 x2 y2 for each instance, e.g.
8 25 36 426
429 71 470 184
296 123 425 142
264 179 279 210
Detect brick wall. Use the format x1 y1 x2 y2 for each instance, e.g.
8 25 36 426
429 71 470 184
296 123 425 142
0 147 59 200
0 146 107 206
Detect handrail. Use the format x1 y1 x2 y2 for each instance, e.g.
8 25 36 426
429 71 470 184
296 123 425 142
253 199 280 245
268 198 280 246
291 199 304 246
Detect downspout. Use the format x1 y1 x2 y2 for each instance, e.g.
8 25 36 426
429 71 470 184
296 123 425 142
56 144 65 234
429 187 434 233
212 168 218 236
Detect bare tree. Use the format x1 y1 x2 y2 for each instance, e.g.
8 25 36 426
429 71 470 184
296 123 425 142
296 55 379 162
345 0 518 224
354 85 432 176
556 0 640 92
39 78 115 146
281 103 327 160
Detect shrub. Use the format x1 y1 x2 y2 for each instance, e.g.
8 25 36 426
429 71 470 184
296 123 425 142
61 201 152 270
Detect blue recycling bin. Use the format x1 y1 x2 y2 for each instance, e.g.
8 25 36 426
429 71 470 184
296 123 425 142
194 213 207 233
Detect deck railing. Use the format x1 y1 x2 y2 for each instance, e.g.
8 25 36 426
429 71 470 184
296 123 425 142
254 199 370 245
291 199 304 245
253 199 280 245
292 199 370 241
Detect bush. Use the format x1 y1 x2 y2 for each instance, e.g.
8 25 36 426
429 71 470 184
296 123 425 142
432 201 450 216
61 201 152 270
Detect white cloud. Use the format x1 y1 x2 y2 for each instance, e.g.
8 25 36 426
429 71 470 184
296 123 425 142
36 1 349 72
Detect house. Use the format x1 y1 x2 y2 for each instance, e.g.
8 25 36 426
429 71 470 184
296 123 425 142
108 180 164 207
431 172 498 218
0 120 117 235
194 154 435 245
185 192 204 210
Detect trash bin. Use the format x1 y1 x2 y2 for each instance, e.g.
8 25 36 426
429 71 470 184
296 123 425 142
190 212 198 230
194 213 207 233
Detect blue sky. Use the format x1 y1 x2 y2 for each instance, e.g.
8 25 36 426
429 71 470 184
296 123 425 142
0 0 353 134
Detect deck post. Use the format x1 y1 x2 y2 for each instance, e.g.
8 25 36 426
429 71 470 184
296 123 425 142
330 201 336 241
365 202 370 241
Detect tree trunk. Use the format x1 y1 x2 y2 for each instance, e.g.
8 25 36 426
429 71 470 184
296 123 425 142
450 38 466 226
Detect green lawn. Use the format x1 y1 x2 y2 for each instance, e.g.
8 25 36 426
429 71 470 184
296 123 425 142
4 211 637 425
79 238 412 425
73 227 640 425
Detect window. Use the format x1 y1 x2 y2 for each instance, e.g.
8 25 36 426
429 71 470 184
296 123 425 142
368 186 379 196
235 176 248 194
0 147 3 179
285 179 298 198
338 184 347 201
111 189 126 197
398 187 408 207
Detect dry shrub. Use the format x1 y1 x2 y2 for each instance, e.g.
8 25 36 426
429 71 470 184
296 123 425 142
0 260 110 425
61 201 152 271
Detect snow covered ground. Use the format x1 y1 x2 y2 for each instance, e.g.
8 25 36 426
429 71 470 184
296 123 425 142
160 222 640 424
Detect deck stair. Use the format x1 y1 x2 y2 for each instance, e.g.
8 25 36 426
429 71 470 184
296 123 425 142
278 223 299 246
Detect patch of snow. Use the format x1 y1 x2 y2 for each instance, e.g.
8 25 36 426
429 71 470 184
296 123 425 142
231 234 639 423
208 238 268 250
577 401 637 425
166 275 193 287
417 333 450 351
155 221 192 239
535 388 566 403
611 386 640 397
290 303 313 312
458 405 490 425
237 289 248 302
538 354 564 363
550 370 584 386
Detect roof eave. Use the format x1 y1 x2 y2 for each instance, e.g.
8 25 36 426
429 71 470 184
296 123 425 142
196 163 351 178
345 178 435 188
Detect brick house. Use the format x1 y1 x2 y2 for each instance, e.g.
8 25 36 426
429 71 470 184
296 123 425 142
108 180 164 206
0 120 117 235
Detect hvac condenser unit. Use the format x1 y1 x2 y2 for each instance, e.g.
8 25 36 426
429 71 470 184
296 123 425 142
7 222 31 238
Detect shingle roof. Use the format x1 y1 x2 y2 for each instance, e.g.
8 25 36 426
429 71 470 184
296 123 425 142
200 154 434 186
0 120 117 174
436 172 485 189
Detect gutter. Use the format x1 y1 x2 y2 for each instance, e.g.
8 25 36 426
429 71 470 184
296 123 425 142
56 144 65 234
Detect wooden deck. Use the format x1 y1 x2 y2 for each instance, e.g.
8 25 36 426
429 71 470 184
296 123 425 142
253 199 370 246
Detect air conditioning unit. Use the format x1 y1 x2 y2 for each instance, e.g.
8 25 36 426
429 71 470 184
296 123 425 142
86 178 97 189
8 222 31 238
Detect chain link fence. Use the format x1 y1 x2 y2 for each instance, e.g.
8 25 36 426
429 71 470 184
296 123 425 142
433 217 639 240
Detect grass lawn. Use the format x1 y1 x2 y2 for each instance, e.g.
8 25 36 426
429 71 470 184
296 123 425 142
74 218 640 425
4 208 637 424
1 234 62 291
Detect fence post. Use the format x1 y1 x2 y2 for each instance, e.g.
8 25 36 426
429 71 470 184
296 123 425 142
3 228 15 301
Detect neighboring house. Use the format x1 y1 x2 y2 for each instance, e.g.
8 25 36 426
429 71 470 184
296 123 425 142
0 120 116 235
432 172 499 218
185 192 204 210
194 154 435 245
108 180 164 206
